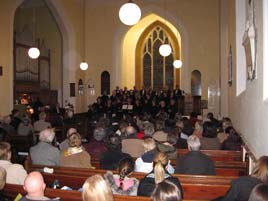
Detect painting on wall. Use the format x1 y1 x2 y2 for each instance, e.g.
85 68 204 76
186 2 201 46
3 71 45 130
243 0 257 80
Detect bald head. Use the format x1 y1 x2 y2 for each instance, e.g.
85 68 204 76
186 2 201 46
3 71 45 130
24 171 46 197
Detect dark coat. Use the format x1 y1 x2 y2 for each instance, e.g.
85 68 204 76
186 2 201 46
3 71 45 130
217 176 262 201
175 150 215 175
137 172 183 198
99 149 131 170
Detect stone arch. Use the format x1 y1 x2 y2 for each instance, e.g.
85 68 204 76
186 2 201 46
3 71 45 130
12 0 76 106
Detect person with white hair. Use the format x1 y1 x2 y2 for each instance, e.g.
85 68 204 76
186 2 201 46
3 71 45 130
175 135 215 175
30 129 60 166
33 112 51 133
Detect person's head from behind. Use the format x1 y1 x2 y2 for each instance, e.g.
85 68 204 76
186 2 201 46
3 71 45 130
252 156 268 183
143 138 156 153
222 117 232 130
125 126 137 137
143 122 155 137
39 129 55 143
151 180 182 201
39 112 47 121
22 117 31 126
0 142 11 161
153 152 169 184
105 133 121 151
3 115 11 124
118 157 135 190
202 121 217 138
249 183 268 201
82 174 113 201
0 167 6 190
68 132 82 148
207 112 214 120
23 171 46 197
187 135 201 151
67 128 77 138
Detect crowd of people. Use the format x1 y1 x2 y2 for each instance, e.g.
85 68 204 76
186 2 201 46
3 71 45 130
0 86 267 201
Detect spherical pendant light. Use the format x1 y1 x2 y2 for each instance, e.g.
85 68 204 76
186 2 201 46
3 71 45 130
159 44 172 57
173 59 183 68
80 62 88 71
119 1 141 26
28 47 40 59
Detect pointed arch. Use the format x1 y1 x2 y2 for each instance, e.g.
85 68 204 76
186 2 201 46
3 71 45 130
135 20 180 89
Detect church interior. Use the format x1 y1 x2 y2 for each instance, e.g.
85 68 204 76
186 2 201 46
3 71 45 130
0 0 268 199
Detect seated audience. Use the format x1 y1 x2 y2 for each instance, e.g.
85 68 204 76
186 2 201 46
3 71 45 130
200 121 221 150
217 155 268 201
30 129 60 166
192 121 203 139
0 142 27 185
86 126 107 157
34 112 51 132
157 133 178 160
59 128 77 151
17 117 34 136
217 117 232 143
0 167 6 190
137 152 183 197
122 126 144 158
175 135 215 175
19 171 56 201
10 109 21 130
82 174 114 201
60 132 93 168
151 180 182 201
104 157 139 195
249 183 268 201
100 133 131 170
135 138 157 173
1 115 16 136
207 112 220 128
221 126 242 151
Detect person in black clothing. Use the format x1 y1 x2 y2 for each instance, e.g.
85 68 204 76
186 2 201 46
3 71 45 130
214 156 268 201
10 109 21 130
137 152 183 198
175 135 215 175
99 133 131 170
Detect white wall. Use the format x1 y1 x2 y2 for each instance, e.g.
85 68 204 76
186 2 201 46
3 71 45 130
228 0 268 157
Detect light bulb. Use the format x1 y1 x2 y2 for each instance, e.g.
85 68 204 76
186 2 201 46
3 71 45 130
80 62 88 70
119 1 141 26
28 47 40 59
159 44 172 57
173 60 183 68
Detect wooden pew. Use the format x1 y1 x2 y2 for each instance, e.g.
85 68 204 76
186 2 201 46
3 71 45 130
88 149 243 169
36 172 232 200
27 158 246 177
26 159 247 177
2 183 210 201
177 149 242 161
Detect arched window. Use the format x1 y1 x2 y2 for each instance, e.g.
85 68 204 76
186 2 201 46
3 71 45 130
191 70 202 96
101 71 110 95
142 26 174 90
